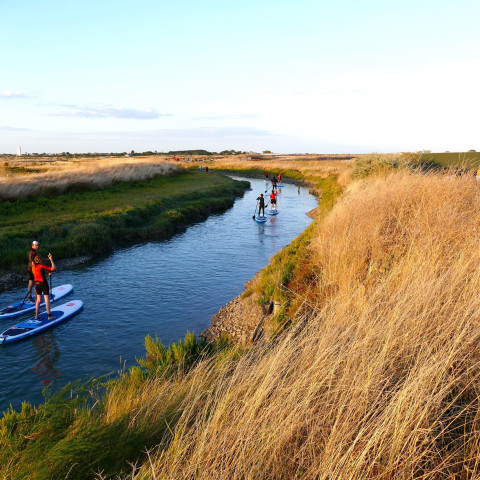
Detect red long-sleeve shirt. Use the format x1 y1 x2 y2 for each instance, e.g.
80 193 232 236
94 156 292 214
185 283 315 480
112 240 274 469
31 263 53 282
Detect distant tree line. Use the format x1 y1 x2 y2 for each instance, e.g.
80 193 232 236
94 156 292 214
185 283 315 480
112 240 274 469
168 150 214 156
0 149 252 158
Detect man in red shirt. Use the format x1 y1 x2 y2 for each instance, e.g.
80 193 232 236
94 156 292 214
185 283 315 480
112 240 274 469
32 253 56 320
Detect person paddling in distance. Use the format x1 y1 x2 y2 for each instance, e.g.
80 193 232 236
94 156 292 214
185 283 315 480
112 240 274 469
256 193 266 217
27 240 40 302
32 253 56 320
271 174 278 193
270 190 277 211
277 173 282 184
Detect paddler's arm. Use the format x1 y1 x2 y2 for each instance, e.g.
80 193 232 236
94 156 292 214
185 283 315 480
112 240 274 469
48 253 56 271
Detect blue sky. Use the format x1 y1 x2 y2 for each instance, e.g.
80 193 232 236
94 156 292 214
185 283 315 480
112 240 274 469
1 0 479 154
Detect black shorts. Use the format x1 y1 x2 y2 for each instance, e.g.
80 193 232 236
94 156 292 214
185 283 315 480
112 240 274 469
271 198 276 205
35 281 49 295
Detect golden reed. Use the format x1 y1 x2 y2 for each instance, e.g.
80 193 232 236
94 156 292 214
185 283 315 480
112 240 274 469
111 171 480 479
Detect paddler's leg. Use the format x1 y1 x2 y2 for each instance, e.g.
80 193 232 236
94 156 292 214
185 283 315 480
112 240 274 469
27 275 34 302
35 285 41 319
45 296 54 320
44 283 54 320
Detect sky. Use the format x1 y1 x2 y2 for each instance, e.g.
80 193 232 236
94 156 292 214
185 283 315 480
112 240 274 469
1 0 479 154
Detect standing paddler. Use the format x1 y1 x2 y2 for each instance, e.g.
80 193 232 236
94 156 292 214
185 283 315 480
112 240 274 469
32 253 56 320
270 191 277 211
27 240 40 303
271 174 277 193
256 193 266 217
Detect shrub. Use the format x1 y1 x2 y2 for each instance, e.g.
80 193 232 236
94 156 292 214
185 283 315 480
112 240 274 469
68 223 113 255
129 332 209 384
352 152 421 178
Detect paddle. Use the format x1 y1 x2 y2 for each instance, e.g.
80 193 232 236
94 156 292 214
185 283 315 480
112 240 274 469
252 202 258 219
49 271 54 302
253 202 269 219
19 285 34 309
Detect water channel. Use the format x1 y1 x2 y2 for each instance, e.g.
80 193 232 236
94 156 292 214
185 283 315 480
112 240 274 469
0 175 317 413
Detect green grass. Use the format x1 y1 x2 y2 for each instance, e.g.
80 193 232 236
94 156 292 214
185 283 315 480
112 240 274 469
213 167 305 182
309 174 342 213
0 171 248 273
418 151 480 170
351 152 480 178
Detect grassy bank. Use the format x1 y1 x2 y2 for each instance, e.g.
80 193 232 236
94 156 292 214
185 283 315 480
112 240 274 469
244 174 343 333
125 169 480 479
0 170 248 275
6 156 479 478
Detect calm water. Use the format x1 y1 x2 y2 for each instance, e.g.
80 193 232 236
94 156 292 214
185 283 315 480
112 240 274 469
0 176 317 413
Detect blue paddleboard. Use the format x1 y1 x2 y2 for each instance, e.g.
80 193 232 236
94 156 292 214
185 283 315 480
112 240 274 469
0 300 84 344
255 216 268 223
0 284 74 319
268 210 279 215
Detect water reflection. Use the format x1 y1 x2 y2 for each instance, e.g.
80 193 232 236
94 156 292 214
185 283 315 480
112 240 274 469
0 176 318 413
32 331 61 387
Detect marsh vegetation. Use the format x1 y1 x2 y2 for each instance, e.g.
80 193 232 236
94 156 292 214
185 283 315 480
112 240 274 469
0 158 248 278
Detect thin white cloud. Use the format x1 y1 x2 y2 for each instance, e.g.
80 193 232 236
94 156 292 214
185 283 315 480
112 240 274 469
89 126 273 138
256 87 370 96
50 104 172 120
193 114 260 121
0 125 31 131
0 91 30 98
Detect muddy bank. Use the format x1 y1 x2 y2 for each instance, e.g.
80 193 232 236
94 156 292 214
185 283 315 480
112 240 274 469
201 275 265 345
0 256 92 293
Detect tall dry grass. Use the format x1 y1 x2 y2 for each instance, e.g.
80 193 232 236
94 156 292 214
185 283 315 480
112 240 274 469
0 158 180 200
122 171 480 479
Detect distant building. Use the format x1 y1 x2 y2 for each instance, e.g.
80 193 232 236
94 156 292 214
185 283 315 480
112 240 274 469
17 147 21 156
